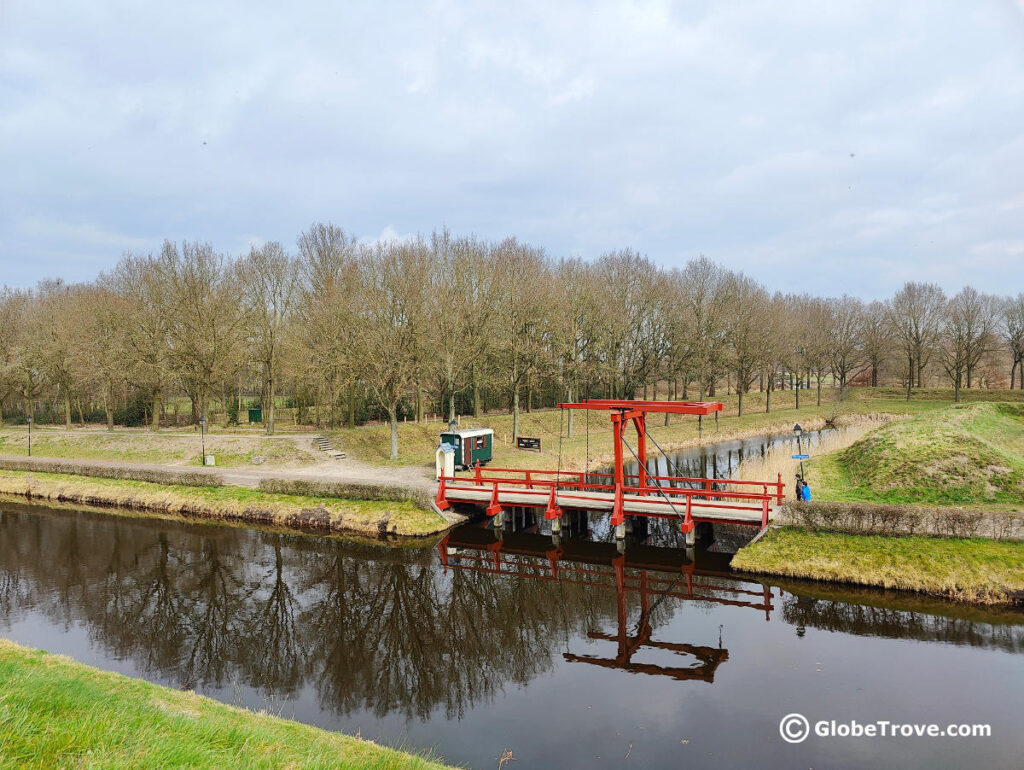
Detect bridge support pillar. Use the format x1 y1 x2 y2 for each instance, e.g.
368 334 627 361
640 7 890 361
685 527 696 547
614 522 626 540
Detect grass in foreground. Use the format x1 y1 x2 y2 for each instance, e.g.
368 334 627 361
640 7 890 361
807 402 1024 508
733 527 1024 604
0 640 453 770
0 470 446 537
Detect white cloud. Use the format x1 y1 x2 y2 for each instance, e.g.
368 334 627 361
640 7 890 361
1 0 1024 299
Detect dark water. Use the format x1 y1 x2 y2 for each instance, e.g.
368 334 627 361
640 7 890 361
1 501 1022 769
623 425 843 481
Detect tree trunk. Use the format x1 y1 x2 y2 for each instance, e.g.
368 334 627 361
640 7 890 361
448 388 456 424
151 387 162 431
906 354 913 402
1010 361 1017 390
954 373 961 403
765 387 771 414
512 387 520 441
966 366 973 389
347 382 356 428
737 388 744 417
266 363 276 436
816 375 822 407
388 407 399 460
64 388 72 430
76 397 85 427
105 383 115 431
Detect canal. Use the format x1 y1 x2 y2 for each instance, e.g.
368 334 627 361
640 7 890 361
1 500 1021 768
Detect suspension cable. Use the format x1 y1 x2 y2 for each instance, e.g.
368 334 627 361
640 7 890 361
619 433 685 521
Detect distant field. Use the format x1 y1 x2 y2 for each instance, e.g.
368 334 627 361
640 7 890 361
3 388 1023 473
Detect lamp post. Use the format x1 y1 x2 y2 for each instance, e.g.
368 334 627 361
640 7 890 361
793 423 805 481
27 415 32 457
199 417 207 465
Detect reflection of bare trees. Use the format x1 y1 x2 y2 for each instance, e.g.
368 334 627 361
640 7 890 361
6 504 1018 727
782 594 1024 653
0 506 626 720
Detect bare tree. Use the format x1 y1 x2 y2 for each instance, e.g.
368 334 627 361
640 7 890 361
887 282 946 400
940 287 998 401
356 240 431 459
491 239 551 441
296 223 361 428
1003 294 1024 390
112 252 173 430
827 295 866 397
237 242 299 435
861 299 892 387
161 241 244 423
724 273 771 416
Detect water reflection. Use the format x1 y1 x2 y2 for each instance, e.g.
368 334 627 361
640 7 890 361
1 501 1023 769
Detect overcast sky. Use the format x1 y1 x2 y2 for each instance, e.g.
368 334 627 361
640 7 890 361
2 1 1023 298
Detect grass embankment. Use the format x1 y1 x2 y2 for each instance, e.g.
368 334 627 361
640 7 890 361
807 402 1024 509
0 430 319 468
0 640 453 770
0 470 446 537
337 388 1007 469
733 528 1024 604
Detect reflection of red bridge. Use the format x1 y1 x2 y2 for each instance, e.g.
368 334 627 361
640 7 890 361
438 523 774 682
436 400 784 540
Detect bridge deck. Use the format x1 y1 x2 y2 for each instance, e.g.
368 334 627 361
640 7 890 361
442 484 772 524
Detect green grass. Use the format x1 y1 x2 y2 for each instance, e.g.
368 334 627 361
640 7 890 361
733 527 1024 604
806 402 1024 507
334 387 987 469
0 431 319 469
0 470 447 537
0 640 454 769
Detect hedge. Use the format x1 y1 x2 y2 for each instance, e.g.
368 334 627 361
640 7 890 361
257 478 433 510
0 457 223 488
779 500 1024 541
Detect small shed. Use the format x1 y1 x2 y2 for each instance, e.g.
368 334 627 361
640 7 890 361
248 408 262 423
439 428 494 470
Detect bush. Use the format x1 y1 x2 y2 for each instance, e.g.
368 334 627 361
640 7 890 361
780 500 1024 541
258 478 432 509
0 457 223 487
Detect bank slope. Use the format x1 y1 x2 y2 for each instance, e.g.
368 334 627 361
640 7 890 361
733 528 1024 604
809 402 1024 507
0 640 454 770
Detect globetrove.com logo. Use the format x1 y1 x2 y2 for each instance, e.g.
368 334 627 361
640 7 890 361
779 713 992 744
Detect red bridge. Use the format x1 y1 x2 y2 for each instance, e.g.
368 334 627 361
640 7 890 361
437 399 784 541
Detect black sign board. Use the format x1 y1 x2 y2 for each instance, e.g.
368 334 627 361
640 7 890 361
517 436 541 451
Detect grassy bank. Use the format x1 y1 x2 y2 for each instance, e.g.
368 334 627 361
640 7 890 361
733 528 1024 604
0 640 453 769
336 388 986 469
806 402 1024 508
0 429 319 468
0 469 447 537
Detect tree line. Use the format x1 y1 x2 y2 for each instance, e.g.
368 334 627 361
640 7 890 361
1 223 1022 458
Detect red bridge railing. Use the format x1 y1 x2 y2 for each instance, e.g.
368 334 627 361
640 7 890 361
436 466 784 531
